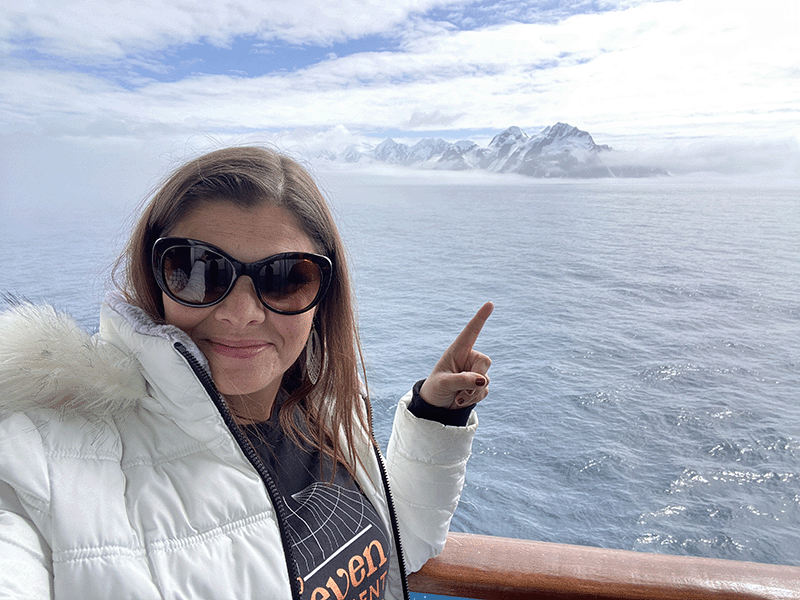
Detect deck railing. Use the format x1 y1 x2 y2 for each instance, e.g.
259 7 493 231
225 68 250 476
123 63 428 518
408 532 800 599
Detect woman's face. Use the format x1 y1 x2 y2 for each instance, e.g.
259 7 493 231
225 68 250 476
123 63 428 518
163 201 318 422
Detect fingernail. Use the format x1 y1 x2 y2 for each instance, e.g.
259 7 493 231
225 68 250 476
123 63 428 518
475 376 486 387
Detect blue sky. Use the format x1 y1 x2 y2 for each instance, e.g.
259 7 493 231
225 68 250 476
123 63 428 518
1 0 799 178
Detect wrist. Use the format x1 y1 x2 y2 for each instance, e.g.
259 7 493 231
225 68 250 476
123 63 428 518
408 379 474 426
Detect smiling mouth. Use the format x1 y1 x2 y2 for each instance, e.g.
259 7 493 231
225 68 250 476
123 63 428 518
208 340 271 358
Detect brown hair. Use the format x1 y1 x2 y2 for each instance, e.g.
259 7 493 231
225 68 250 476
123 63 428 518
115 146 372 472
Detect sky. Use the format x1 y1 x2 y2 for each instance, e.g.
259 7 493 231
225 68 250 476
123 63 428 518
1 0 799 190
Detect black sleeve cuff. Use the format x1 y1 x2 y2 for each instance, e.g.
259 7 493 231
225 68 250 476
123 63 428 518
406 379 475 427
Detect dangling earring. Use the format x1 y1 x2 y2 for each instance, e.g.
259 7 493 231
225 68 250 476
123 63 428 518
306 323 322 385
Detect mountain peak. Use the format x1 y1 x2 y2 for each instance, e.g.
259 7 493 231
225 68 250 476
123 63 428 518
549 122 577 132
541 122 586 140
373 138 409 163
489 126 528 149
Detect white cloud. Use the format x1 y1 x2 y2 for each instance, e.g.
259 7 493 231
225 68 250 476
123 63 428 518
1 0 798 178
2 0 463 59
600 134 800 178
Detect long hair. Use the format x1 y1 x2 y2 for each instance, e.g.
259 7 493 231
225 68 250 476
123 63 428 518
115 146 372 473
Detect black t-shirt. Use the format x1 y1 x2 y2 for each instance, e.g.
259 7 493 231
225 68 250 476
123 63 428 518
244 410 391 600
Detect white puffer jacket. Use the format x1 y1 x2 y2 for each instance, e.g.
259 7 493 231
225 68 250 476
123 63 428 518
0 296 478 600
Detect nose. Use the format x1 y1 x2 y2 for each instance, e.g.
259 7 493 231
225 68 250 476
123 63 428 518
213 276 266 325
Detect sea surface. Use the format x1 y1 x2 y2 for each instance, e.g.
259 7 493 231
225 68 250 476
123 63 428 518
2 172 799 572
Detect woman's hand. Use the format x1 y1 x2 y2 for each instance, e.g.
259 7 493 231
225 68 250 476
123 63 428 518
419 301 493 410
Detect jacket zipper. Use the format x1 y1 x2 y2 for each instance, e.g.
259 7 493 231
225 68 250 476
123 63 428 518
175 342 303 600
176 342 411 600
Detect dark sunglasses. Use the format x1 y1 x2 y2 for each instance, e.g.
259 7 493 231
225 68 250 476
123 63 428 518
152 237 332 315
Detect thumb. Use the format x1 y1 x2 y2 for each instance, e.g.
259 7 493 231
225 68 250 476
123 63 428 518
421 371 489 408
447 371 488 393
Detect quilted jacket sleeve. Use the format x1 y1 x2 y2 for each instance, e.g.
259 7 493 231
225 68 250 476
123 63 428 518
384 390 478 573
0 414 54 600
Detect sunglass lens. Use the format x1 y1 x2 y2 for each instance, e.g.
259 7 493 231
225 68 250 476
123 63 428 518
258 258 322 313
162 246 234 305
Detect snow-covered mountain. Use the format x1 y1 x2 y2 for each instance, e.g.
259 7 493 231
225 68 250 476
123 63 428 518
324 123 667 178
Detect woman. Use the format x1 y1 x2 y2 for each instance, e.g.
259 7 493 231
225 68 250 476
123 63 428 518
0 147 492 600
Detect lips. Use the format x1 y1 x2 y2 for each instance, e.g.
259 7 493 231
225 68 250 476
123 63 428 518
207 339 272 359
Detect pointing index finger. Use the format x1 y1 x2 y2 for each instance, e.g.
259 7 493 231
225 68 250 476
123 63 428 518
452 301 494 355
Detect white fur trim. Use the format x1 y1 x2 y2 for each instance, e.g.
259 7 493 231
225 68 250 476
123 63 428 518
0 301 147 419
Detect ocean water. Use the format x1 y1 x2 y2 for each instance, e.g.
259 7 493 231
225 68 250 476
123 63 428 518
327 173 800 569
2 172 799 571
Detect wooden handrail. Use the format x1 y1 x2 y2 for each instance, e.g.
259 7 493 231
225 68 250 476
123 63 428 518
408 532 800 599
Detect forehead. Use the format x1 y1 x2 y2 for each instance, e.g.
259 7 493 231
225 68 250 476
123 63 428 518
168 201 316 262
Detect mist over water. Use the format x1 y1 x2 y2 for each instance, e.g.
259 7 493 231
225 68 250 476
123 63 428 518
2 173 799 567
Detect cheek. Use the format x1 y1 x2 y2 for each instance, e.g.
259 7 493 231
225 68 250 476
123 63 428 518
279 314 315 354
162 295 208 334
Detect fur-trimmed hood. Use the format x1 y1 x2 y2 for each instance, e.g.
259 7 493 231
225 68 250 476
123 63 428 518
0 299 146 419
0 295 203 420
